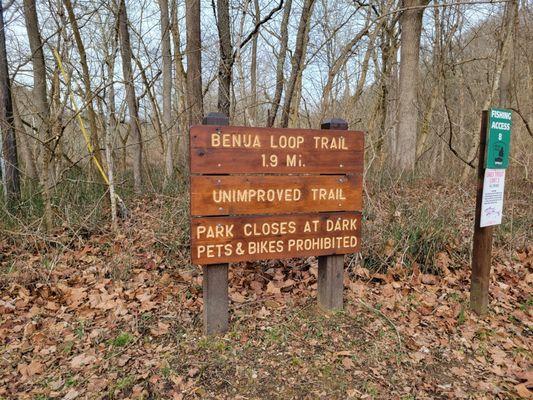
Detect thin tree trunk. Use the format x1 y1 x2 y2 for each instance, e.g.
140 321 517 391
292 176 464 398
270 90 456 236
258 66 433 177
216 0 232 117
184 0 203 170
498 0 518 107
103 27 119 223
267 0 292 127
118 0 143 192
249 0 260 125
281 0 315 128
23 0 53 229
12 99 37 179
416 4 442 161
0 0 20 205
186 0 203 125
63 0 103 177
170 1 188 174
159 0 174 181
394 0 428 173
321 8 373 119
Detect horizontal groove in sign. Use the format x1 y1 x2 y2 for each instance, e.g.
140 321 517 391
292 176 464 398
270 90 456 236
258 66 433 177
190 174 362 217
190 125 364 174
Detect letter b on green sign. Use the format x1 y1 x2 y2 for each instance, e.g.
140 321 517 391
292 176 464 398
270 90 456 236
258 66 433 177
486 108 512 169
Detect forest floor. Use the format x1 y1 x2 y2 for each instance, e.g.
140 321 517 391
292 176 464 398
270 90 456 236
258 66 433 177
0 179 531 399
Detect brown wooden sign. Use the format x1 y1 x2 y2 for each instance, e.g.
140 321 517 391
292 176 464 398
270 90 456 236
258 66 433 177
191 174 362 216
192 212 361 264
190 124 364 265
191 125 364 174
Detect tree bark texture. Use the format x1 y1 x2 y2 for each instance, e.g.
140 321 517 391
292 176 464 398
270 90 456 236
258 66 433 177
394 0 428 173
118 0 143 192
159 0 174 180
23 0 53 229
0 0 20 204
216 0 232 117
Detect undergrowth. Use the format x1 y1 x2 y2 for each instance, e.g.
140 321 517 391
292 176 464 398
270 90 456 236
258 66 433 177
1 169 531 277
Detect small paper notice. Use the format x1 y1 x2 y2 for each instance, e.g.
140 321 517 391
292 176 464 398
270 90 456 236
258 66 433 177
480 169 506 227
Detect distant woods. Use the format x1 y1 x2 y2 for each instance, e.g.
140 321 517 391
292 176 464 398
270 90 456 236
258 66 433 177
0 0 531 227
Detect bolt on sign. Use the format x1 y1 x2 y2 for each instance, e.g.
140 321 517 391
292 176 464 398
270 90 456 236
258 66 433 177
190 125 364 265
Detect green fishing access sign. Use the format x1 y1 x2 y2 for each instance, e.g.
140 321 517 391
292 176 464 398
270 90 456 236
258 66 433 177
486 108 512 169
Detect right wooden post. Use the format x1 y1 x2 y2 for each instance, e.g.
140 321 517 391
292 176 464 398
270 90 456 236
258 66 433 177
317 118 348 311
470 110 493 315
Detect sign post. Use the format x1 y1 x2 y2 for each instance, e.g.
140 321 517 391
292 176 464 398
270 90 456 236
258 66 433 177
318 118 349 311
470 108 512 315
190 116 364 333
200 112 229 335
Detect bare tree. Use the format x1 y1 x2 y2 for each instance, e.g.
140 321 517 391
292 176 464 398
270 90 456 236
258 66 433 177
159 0 174 181
215 0 232 117
186 0 203 126
249 0 260 125
23 0 53 228
0 0 20 205
117 0 143 192
63 0 104 177
281 0 316 128
267 0 292 127
394 0 429 172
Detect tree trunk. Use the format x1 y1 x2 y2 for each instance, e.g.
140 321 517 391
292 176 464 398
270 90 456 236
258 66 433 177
159 0 174 181
63 0 103 177
394 0 428 173
23 0 53 229
0 0 20 205
12 99 37 180
267 0 292 127
186 0 203 125
183 0 203 170
249 0 260 125
416 3 441 162
170 1 188 174
498 0 518 107
216 0 232 117
281 0 315 128
118 0 143 193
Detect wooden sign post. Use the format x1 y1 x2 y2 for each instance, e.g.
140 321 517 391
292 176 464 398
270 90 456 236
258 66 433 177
470 108 512 315
318 118 349 310
190 115 364 334
200 112 229 335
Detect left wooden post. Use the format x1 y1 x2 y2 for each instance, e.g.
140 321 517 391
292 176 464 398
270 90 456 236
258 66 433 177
200 112 229 335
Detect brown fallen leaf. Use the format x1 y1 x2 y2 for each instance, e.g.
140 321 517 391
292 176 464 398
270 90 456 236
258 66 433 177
63 388 80 400
421 274 438 285
342 357 354 370
18 359 44 379
516 383 533 399
70 353 96 369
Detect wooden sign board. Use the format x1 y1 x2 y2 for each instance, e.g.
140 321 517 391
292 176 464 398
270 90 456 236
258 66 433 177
192 212 361 264
191 125 364 174
190 125 364 265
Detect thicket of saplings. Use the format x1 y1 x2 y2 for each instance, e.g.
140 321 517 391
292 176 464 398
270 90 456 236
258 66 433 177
1 130 530 278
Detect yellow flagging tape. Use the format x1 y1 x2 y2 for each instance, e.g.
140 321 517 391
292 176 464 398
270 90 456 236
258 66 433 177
53 48 128 219
53 48 110 185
